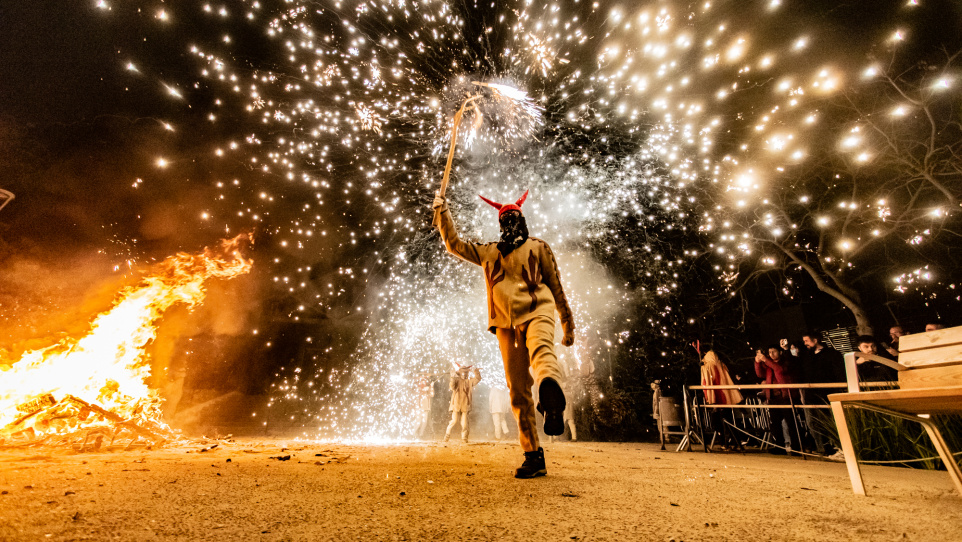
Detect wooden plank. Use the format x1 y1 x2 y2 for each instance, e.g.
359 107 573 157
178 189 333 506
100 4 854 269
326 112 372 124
855 396 962 414
898 326 962 352
831 396 962 414
899 365 962 389
690 383 847 389
855 352 908 371
828 386 962 415
920 422 962 497
844 352 860 392
829 386 962 402
897 344 962 367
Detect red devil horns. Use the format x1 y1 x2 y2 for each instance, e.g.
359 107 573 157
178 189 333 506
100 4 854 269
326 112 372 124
478 189 528 217
516 190 528 207
478 194 503 211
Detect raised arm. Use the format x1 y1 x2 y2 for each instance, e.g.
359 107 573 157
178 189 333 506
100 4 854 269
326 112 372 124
433 193 484 266
537 240 576 346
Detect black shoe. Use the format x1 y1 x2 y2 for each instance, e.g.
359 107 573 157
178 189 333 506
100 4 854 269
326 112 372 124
768 447 787 455
537 378 566 436
515 447 547 478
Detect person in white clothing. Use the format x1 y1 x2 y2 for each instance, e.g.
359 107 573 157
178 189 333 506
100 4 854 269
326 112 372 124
415 373 435 439
562 394 577 441
548 379 578 442
489 385 512 440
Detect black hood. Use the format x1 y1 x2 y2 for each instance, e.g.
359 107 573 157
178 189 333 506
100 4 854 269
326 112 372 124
497 211 529 256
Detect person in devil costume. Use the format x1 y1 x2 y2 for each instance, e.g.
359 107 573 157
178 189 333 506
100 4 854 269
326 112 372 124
432 189 576 478
445 363 482 442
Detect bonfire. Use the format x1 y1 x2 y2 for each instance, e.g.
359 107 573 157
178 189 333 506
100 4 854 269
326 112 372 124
0 235 253 451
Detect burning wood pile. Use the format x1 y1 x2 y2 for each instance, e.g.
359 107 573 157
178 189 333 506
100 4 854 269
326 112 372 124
0 236 253 451
1 390 176 451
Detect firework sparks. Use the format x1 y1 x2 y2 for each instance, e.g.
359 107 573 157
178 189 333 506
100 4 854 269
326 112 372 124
355 103 385 134
74 0 962 440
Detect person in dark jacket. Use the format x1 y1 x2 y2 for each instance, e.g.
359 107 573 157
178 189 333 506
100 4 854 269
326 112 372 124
800 332 845 389
882 325 906 357
855 336 898 383
800 332 844 455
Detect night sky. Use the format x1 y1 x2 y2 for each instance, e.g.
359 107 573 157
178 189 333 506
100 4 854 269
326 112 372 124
2 1 958 252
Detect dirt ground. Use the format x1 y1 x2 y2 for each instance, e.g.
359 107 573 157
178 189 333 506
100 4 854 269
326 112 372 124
0 439 959 541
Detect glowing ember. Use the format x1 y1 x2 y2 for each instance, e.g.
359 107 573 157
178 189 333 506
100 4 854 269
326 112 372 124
0 235 253 442
355 103 385 134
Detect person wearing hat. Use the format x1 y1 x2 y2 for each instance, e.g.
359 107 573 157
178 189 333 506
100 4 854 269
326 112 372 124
445 364 482 442
432 189 576 478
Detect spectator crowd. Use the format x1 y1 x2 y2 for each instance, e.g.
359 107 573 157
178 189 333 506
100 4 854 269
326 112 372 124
699 321 947 457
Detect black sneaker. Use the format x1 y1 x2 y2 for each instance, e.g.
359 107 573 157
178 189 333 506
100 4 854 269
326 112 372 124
537 378 566 436
515 447 547 478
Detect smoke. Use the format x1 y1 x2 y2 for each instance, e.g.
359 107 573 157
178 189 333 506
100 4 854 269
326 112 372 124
269 129 695 439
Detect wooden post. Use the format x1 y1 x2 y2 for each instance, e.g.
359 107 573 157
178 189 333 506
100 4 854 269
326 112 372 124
919 417 962 497
831 401 866 495
843 352 860 392
432 94 482 227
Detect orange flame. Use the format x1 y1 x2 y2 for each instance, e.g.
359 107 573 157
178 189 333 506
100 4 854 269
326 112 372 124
0 235 253 433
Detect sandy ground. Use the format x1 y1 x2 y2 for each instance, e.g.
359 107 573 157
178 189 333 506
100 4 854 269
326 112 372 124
0 439 959 541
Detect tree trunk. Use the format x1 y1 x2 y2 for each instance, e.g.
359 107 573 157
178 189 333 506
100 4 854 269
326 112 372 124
774 245 875 336
804 270 873 335
832 291 874 337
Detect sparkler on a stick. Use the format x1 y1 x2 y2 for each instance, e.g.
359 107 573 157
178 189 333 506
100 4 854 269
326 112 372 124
437 93 483 200
432 82 534 226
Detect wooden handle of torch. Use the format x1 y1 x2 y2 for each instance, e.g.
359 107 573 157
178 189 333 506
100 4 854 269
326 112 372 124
433 107 467 227
439 109 464 199
433 94 485 227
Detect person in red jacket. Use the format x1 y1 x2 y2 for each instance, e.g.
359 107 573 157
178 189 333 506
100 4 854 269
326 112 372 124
754 346 801 455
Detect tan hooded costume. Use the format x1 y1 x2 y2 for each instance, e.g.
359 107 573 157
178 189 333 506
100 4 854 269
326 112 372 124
489 386 512 440
434 194 575 453
435 201 574 337
445 366 481 441
415 376 434 439
449 367 482 412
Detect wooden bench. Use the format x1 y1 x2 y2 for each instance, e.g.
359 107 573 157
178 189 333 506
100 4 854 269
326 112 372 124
828 326 962 497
